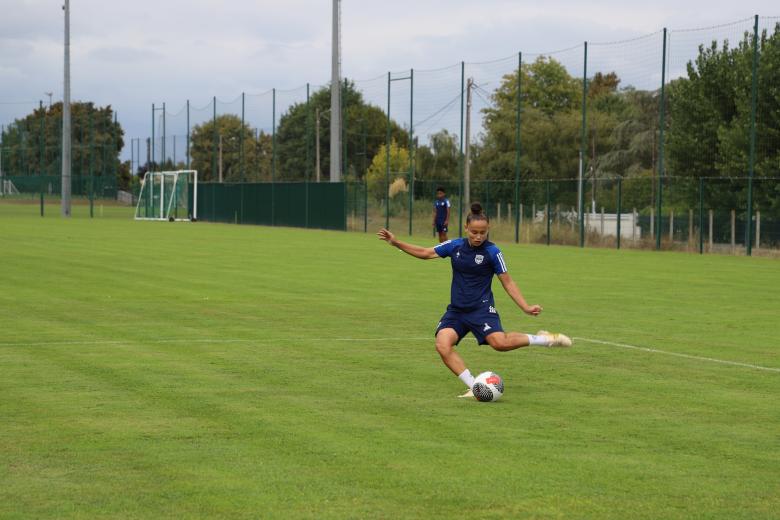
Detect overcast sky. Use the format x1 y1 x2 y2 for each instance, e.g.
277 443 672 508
1 1 778 160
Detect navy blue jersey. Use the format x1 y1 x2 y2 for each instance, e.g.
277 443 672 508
434 238 508 312
434 198 451 223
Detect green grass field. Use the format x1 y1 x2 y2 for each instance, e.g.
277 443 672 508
1 203 778 519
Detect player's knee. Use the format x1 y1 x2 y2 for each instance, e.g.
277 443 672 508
435 338 453 357
488 335 510 351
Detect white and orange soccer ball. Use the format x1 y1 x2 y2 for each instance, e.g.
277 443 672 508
472 371 504 402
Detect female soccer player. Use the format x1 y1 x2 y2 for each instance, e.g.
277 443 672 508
377 203 572 398
432 187 451 242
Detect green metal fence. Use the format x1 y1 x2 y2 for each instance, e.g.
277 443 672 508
117 14 780 255
197 181 346 231
0 174 117 198
345 176 780 253
3 15 780 255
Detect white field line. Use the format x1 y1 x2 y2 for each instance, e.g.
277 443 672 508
0 338 257 348
1 335 777 374
574 337 780 373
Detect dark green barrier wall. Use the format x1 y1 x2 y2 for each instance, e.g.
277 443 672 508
1 175 117 198
196 182 346 231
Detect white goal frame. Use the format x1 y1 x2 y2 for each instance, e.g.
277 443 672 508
134 170 198 221
0 179 20 196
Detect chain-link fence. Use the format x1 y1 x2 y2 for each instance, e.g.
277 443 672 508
3 15 779 254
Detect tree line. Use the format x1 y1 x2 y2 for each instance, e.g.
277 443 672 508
2 24 777 213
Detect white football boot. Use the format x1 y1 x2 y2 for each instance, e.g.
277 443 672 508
458 388 475 398
536 330 573 347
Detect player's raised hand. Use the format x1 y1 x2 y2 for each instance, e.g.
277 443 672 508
523 304 542 316
377 228 395 243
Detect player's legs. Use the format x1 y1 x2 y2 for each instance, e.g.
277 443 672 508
435 328 467 375
486 331 572 350
436 223 448 242
485 332 532 351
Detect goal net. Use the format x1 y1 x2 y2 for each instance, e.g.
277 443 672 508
0 179 20 196
134 170 198 221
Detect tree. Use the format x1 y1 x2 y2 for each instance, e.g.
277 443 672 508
666 23 780 212
668 24 780 179
274 81 409 182
0 102 123 181
366 140 410 203
415 129 459 182
189 114 271 182
522 57 581 116
478 57 584 184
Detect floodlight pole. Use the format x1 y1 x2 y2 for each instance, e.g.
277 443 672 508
330 0 341 182
61 0 72 217
0 129 4 194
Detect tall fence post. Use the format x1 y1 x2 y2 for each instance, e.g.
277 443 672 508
546 179 551 246
364 170 368 233
579 42 588 248
688 209 694 249
88 110 94 217
408 68 415 237
162 102 166 168
39 106 45 213
151 103 155 171
616 177 622 249
186 100 190 170
656 28 668 250
514 52 522 244
272 88 277 181
305 84 310 229
38 101 44 178
458 61 465 237
385 71 391 230
240 93 245 182
240 92 245 223
212 96 217 182
746 14 759 256
272 88 276 225
698 177 704 254
342 78 348 179
362 117 368 233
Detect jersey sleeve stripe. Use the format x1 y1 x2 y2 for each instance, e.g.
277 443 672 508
497 252 508 272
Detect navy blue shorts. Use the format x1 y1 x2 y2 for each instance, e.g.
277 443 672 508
435 305 503 345
435 222 448 233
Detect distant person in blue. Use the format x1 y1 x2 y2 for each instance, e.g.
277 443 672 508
432 187 451 242
378 202 572 398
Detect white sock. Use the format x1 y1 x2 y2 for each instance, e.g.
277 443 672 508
458 369 475 388
527 334 549 346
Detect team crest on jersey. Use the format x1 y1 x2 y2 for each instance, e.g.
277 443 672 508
475 254 484 264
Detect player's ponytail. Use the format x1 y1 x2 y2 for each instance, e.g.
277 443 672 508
466 202 489 224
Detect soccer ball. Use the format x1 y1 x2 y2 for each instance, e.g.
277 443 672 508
472 371 504 402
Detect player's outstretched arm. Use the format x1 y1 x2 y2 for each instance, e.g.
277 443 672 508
377 228 438 259
497 272 542 316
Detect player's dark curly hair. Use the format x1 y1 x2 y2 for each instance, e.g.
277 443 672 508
466 202 489 224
